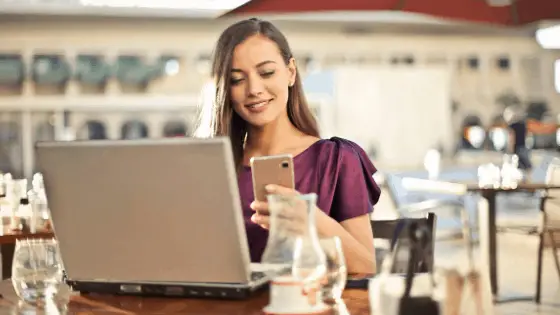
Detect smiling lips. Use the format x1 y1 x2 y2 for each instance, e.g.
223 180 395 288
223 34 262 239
245 99 272 113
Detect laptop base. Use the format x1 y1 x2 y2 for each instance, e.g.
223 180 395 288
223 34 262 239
67 280 269 300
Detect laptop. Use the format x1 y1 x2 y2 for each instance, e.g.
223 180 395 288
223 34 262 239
35 137 272 299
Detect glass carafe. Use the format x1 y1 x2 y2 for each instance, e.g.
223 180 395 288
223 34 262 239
261 193 328 314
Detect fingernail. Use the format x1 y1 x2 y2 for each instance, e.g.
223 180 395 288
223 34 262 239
250 201 256 209
265 185 274 192
251 214 258 222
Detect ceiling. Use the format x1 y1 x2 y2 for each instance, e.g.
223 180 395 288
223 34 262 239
0 0 251 18
0 0 554 37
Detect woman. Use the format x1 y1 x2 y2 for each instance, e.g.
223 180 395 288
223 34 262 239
194 18 381 274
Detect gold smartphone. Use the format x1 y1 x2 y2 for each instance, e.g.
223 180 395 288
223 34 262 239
250 154 295 202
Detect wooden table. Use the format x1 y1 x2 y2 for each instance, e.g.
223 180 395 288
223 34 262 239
0 226 55 279
466 182 560 303
0 280 371 314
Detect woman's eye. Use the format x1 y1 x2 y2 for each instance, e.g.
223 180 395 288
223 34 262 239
261 71 275 78
231 78 244 85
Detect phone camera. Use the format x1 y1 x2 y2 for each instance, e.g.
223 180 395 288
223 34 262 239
280 161 289 168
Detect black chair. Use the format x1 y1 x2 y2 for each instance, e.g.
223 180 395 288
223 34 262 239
371 212 437 274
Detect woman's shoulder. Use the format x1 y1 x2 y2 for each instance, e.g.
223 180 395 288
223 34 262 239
305 137 380 220
300 137 377 175
306 136 371 159
319 137 368 153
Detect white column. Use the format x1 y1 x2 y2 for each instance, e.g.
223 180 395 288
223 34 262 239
105 50 120 96
65 50 79 96
21 50 34 97
52 110 66 141
480 54 493 119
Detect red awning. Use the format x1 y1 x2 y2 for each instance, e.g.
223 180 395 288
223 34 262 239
223 0 560 26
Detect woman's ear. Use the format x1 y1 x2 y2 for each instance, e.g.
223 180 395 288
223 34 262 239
287 57 297 87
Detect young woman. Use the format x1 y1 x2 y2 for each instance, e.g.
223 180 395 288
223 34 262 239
194 18 381 274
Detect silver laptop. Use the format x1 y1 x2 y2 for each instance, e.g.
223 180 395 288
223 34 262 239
35 137 270 299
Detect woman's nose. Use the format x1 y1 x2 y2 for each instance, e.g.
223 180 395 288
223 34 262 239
247 76 265 96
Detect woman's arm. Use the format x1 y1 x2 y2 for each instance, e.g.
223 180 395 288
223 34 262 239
251 185 377 274
316 212 376 274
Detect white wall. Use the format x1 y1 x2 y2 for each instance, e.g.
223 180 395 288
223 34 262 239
333 66 452 168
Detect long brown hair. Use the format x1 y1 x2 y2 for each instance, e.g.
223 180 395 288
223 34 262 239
193 18 319 171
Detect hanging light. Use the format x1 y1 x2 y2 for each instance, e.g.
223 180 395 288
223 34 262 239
489 127 508 151
536 24 560 49
466 126 486 149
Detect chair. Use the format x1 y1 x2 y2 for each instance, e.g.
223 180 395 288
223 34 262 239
495 154 554 235
371 212 437 273
385 173 467 240
535 161 560 303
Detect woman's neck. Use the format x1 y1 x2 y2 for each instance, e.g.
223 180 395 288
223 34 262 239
245 115 302 157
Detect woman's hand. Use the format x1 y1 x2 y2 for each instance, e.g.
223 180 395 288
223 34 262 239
250 184 306 232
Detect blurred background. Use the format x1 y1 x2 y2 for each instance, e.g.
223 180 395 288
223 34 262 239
1 0 559 181
1 1 560 307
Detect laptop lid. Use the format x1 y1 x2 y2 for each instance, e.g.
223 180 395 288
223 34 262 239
35 137 252 284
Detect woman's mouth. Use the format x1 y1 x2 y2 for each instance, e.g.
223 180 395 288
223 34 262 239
245 99 271 113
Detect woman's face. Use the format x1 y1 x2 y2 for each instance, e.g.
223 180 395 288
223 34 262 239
229 34 296 128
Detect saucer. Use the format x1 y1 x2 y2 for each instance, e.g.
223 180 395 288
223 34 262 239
262 303 331 315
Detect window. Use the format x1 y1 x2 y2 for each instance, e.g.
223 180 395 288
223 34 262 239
78 120 107 140
555 59 560 93
163 121 187 137
497 56 510 70
389 55 415 65
467 57 479 69
75 54 110 85
527 101 549 120
32 54 71 85
0 54 25 85
121 120 148 139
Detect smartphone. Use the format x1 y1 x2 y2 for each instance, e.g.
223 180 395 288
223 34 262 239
250 154 295 202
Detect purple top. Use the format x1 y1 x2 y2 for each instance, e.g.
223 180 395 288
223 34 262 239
238 137 382 262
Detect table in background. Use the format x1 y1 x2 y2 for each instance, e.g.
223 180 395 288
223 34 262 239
465 182 560 303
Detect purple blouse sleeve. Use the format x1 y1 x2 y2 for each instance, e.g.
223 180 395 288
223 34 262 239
328 138 381 222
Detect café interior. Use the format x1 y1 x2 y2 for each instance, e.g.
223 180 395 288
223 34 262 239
1 0 560 314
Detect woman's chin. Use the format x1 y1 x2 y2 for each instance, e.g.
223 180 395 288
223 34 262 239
246 118 275 129
243 112 279 129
